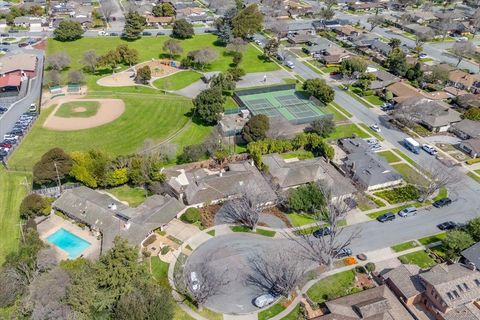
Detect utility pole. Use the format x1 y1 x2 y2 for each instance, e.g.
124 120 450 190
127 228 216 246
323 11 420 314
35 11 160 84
16 222 25 243
54 161 62 193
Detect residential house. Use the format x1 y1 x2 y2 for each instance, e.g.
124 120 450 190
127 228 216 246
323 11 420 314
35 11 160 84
318 46 352 64
13 16 43 30
286 0 313 17
370 39 393 56
339 138 403 191
312 285 414 319
369 70 400 90
387 81 449 104
287 20 315 34
383 263 480 320
312 19 349 30
397 97 462 132
164 161 277 207
409 11 438 24
347 2 386 11
287 31 314 45
302 37 336 57
450 119 480 140
404 23 434 38
459 138 480 158
146 15 174 26
349 32 378 48
261 153 356 197
448 70 480 93
462 242 480 269
52 186 185 252
332 25 360 38
430 20 468 37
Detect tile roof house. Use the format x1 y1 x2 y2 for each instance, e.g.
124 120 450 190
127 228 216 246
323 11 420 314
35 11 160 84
52 186 185 252
340 138 403 191
448 70 480 93
397 97 462 132
387 81 450 104
450 119 480 140
146 15 174 26
382 263 480 320
318 46 352 64
261 153 356 197
459 138 480 158
312 285 414 319
164 161 277 207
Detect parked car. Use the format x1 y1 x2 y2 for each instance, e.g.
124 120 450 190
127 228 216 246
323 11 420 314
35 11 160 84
377 213 395 222
422 144 437 155
286 61 295 69
313 227 331 238
109 32 118 36
0 33 8 37
254 293 275 308
98 30 108 36
433 197 452 208
9 29 18 33
334 247 352 258
142 31 152 36
437 221 457 230
370 124 381 132
365 138 379 145
398 207 417 217
381 103 393 111
156 32 165 36
419 53 428 59
18 43 28 48
455 36 468 42
190 272 199 291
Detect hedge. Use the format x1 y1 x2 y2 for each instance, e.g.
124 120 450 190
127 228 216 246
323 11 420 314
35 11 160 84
180 207 201 224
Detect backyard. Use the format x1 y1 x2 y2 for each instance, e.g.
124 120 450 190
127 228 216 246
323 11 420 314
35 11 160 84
307 270 360 304
398 250 437 268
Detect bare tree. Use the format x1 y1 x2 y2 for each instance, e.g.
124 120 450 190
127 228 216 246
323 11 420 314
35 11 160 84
163 39 183 60
36 248 58 273
45 70 61 87
190 48 219 70
226 37 246 53
216 188 262 230
246 250 305 298
324 0 337 9
277 46 292 62
46 53 70 71
182 253 231 309
416 165 461 201
0 267 27 307
367 14 385 31
284 184 360 269
413 31 434 55
451 41 476 66
67 70 85 84
470 9 480 35
318 7 335 20
82 50 98 73
101 1 116 22
437 15 453 41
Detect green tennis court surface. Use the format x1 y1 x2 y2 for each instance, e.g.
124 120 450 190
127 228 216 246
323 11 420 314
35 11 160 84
235 87 330 125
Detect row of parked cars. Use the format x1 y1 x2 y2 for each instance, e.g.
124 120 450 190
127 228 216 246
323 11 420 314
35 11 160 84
376 197 452 223
0 110 37 161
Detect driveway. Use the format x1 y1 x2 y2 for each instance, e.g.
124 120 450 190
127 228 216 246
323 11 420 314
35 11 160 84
163 219 201 242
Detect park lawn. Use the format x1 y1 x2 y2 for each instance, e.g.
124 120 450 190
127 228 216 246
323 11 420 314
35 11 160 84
150 256 171 289
8 94 195 171
55 101 100 118
376 150 401 163
47 34 279 76
391 241 419 252
323 103 347 121
107 185 146 207
258 301 286 320
170 121 213 154
358 123 384 141
307 270 358 304
288 213 317 227
392 163 429 186
418 233 446 246
398 251 437 268
328 124 370 140
153 70 203 90
363 95 384 106
0 169 30 265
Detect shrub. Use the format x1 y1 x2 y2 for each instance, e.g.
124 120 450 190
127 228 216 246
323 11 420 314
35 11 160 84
345 257 357 266
19 194 52 219
356 265 366 273
180 208 201 224
365 262 376 272
160 245 170 255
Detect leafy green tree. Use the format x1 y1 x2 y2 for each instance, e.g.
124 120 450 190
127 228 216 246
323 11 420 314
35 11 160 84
309 117 335 138
232 51 242 66
152 2 175 17
226 67 245 81
443 230 475 260
405 62 423 82
287 183 326 214
386 47 408 76
116 44 139 65
215 15 234 45
163 39 183 60
19 194 51 220
210 72 236 91
232 4 263 38
467 217 480 241
104 168 129 186
97 49 121 71
180 208 201 224
123 11 146 40
384 91 393 101
192 87 225 124
135 65 151 84
263 38 279 60
302 79 335 104
339 56 368 77
172 18 194 39
54 20 84 41
389 38 401 48
242 114 269 143
464 107 480 121
33 148 73 185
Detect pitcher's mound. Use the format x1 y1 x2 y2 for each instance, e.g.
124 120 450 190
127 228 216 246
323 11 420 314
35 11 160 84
43 99 125 131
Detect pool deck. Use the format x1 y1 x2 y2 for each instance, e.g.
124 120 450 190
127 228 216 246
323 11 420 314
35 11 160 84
38 214 101 260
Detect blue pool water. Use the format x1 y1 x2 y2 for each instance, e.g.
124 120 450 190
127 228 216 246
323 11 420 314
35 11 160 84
46 228 91 259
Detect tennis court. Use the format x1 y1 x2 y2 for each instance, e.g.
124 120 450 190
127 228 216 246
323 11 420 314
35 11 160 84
234 84 331 125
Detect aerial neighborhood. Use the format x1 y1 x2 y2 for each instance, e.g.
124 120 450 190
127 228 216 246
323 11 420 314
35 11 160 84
1 0 480 318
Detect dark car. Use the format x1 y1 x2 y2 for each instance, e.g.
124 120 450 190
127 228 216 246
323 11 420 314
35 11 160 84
1 42 10 46
142 31 152 36
377 213 396 222
333 248 352 258
9 29 18 33
18 43 28 48
313 227 331 238
433 197 452 208
0 149 7 156
0 33 8 37
437 221 457 231
156 32 165 36
110 32 118 36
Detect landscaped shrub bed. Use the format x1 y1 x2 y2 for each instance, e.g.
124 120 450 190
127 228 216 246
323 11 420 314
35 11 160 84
373 185 420 204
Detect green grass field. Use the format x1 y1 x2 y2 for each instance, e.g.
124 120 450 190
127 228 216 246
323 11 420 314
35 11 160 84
106 185 146 207
392 163 429 186
0 169 30 264
307 270 358 303
328 124 370 140
391 241 419 252
398 251 437 268
55 101 100 118
287 213 317 227
418 233 446 246
323 103 347 121
153 70 203 91
363 95 384 106
376 150 401 163
8 94 202 170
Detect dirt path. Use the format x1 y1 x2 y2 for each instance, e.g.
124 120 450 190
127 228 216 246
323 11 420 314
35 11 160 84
43 98 125 131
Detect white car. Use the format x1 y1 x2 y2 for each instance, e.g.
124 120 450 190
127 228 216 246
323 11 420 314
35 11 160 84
98 31 109 36
254 293 275 308
370 124 381 133
286 61 295 69
190 272 200 291
419 53 428 59
29 103 36 112
422 144 437 155
455 36 468 42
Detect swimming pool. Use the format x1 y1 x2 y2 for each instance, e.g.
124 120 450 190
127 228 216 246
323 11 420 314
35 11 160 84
46 228 91 259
